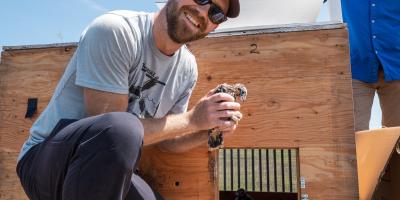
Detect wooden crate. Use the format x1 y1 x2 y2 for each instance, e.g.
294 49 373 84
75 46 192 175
0 23 358 199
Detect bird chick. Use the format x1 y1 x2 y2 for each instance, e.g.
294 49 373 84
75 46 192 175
208 83 247 151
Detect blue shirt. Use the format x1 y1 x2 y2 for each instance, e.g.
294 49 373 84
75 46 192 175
341 0 400 83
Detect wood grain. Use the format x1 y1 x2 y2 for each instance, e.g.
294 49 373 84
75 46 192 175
0 26 358 200
0 47 76 200
140 28 357 199
0 151 26 200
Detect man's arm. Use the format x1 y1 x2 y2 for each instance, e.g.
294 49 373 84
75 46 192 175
154 123 237 153
141 89 241 147
84 87 241 149
155 130 209 153
84 87 129 115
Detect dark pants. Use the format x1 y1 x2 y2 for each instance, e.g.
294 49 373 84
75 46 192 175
17 112 161 200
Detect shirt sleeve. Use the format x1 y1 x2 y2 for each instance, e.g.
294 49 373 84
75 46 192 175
75 13 137 94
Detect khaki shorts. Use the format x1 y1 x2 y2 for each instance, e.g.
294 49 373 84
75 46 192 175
352 70 400 131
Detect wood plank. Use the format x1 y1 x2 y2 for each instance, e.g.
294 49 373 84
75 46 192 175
299 145 358 200
0 47 76 152
0 48 76 199
0 24 357 200
140 146 216 200
0 151 27 200
139 27 357 199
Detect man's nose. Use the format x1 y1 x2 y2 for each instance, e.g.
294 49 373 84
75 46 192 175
196 4 210 19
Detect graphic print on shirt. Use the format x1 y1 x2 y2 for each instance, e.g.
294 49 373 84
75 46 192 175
128 63 166 118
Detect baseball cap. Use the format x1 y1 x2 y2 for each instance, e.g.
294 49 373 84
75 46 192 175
227 0 240 18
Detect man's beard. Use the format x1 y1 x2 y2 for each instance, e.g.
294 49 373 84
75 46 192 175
165 0 208 44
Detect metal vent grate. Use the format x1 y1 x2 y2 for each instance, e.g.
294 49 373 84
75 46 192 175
218 148 298 193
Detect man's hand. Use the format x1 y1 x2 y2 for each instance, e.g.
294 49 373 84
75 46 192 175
156 90 243 153
188 89 243 132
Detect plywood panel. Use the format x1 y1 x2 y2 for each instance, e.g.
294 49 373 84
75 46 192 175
0 46 76 199
299 145 358 199
188 29 353 147
0 47 76 152
139 27 357 199
0 151 25 200
140 146 217 200
0 24 358 200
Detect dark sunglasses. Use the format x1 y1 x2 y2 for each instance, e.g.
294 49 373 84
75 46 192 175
193 0 227 24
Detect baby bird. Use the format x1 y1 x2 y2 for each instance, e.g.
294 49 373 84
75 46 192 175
208 83 247 151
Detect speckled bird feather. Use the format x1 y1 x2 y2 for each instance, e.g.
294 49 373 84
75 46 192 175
208 83 247 151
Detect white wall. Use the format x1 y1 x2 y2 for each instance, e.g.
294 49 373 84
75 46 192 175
317 0 342 22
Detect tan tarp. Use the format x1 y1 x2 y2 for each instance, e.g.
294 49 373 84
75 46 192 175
356 127 400 200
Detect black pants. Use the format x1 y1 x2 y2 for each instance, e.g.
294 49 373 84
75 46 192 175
17 112 161 200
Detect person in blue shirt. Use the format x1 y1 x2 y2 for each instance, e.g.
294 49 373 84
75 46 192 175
341 0 400 131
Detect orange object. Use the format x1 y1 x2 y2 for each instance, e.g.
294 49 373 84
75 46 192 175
356 127 400 200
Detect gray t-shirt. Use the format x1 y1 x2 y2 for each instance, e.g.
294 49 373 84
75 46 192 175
18 10 198 160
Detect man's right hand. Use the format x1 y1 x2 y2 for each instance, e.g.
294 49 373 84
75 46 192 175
188 90 242 132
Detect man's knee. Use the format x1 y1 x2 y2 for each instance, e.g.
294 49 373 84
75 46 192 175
92 112 144 169
99 112 144 146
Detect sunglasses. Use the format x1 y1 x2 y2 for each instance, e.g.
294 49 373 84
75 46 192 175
193 0 227 24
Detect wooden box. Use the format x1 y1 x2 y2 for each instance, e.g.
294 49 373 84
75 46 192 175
0 23 358 199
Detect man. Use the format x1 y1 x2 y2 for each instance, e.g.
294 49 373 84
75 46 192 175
341 0 400 131
16 0 242 199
